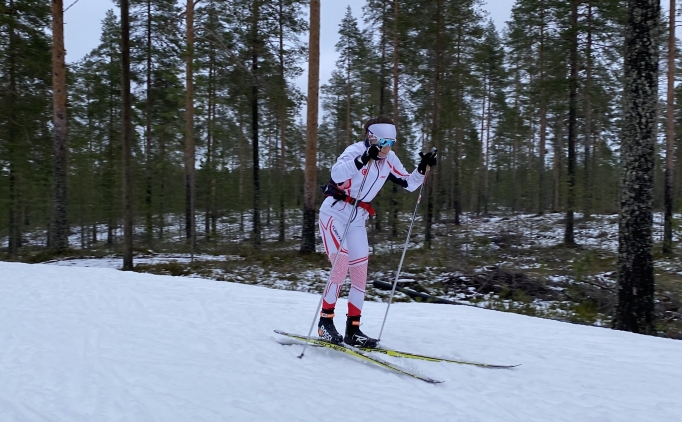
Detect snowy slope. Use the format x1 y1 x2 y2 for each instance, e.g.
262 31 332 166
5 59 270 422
1 262 680 422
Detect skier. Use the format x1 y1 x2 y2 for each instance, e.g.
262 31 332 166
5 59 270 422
317 116 437 347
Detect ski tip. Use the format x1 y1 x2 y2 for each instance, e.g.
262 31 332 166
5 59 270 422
483 363 521 369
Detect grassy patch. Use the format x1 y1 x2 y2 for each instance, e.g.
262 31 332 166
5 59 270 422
22 247 98 264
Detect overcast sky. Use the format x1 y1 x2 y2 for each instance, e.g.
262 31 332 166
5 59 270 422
63 0 515 90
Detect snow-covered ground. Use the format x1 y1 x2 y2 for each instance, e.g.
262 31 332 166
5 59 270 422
1 262 680 422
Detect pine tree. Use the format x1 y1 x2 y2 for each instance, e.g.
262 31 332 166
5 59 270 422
184 0 196 250
51 0 68 253
121 0 135 270
663 0 675 254
301 0 320 254
564 0 578 245
195 0 225 242
320 7 373 153
94 11 125 246
0 0 51 258
129 0 182 246
249 0 262 249
613 0 659 334
473 20 505 215
401 0 484 240
68 23 118 247
340 7 364 145
505 0 561 214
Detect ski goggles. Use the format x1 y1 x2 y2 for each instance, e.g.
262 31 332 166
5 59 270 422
368 130 396 148
376 138 396 148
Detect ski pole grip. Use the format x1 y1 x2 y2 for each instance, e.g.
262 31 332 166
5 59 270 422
426 147 438 171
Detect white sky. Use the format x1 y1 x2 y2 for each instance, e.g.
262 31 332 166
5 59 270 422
63 0 516 93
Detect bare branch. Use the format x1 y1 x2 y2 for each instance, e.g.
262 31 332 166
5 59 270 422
64 0 81 13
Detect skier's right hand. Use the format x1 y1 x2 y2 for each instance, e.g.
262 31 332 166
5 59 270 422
357 144 381 167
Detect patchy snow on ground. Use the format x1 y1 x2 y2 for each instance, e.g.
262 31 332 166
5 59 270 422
1 210 312 250
444 212 682 254
1 262 680 422
4 211 680 259
42 253 242 270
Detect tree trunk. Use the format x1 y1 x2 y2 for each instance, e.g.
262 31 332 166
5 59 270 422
210 52 218 239
7 0 19 259
564 0 578 245
301 0 320 254
107 95 115 246
238 115 246 233
159 133 166 240
144 0 153 247
478 81 486 214
205 57 214 239
453 15 464 226
51 0 69 253
278 0 287 243
663 0 675 254
251 0 262 249
121 0 134 270
379 1 387 116
613 0 659 335
484 81 492 216
390 0 400 238
583 3 594 221
512 72 520 213
538 5 547 215
345 54 351 147
392 0 399 122
8 158 18 258
265 129 272 228
526 74 535 212
553 118 563 212
425 0 443 248
185 0 196 250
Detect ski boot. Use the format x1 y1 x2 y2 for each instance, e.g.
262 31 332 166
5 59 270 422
318 309 343 344
344 315 378 348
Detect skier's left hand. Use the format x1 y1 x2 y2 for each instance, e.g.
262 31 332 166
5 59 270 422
417 151 437 175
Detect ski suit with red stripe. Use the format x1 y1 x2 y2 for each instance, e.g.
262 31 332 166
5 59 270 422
318 141 425 316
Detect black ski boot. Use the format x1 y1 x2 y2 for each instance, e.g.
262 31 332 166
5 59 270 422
344 315 378 348
318 309 343 344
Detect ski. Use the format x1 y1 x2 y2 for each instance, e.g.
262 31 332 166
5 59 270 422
356 346 520 369
276 330 519 369
274 330 443 384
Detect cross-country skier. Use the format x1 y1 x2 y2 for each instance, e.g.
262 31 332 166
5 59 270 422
317 116 437 347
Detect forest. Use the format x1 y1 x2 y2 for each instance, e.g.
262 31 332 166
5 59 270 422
0 0 678 336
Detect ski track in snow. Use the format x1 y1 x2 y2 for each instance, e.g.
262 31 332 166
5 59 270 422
0 262 680 422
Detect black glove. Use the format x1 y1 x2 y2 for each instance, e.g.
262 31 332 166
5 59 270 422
417 151 437 175
355 144 381 169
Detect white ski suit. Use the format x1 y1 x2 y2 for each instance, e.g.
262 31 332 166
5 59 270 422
318 141 425 316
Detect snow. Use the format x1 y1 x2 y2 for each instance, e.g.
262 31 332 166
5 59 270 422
1 262 681 422
42 253 242 270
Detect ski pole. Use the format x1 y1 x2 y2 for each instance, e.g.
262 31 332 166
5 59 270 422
298 159 374 359
378 148 438 341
